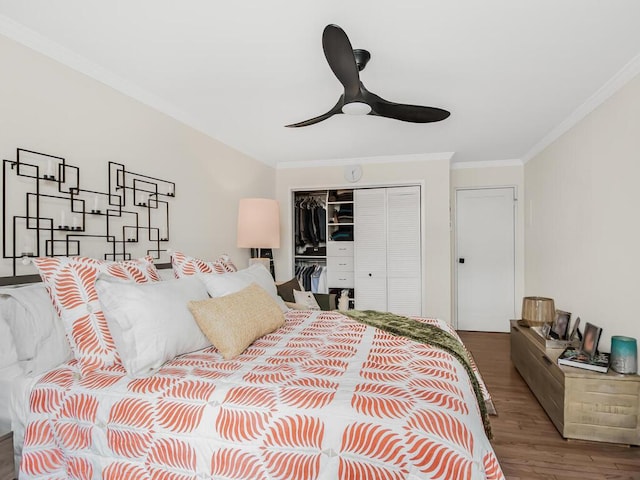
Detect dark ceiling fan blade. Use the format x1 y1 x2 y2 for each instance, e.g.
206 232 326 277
375 102 450 123
364 89 450 123
285 96 344 128
322 24 360 97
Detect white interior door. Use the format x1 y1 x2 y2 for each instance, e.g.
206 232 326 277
456 188 515 332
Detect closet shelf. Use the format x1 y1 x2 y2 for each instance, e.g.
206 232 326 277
294 255 326 259
328 222 354 226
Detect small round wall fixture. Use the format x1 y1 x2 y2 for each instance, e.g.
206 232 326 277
344 164 363 183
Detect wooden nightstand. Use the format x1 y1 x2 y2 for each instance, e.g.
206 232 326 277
0 429 14 480
511 320 640 445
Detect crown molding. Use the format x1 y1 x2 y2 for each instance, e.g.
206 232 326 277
450 159 523 170
523 52 640 164
276 152 454 169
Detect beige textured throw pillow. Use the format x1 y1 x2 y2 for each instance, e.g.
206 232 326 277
188 282 285 360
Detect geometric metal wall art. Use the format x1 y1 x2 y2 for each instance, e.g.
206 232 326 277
2 148 175 276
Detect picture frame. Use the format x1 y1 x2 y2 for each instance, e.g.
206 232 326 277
551 310 571 340
580 322 602 358
568 316 581 341
541 323 551 338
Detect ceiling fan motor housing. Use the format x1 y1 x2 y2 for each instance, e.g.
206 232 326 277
353 49 371 71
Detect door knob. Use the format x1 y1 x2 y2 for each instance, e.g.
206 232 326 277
459 258 465 264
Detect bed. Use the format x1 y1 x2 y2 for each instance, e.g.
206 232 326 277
1 252 504 479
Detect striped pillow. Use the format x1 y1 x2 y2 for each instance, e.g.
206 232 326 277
32 255 160 375
170 251 237 278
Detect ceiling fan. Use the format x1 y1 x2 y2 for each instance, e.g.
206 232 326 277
285 24 450 128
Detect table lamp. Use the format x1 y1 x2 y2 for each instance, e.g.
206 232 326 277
237 198 280 274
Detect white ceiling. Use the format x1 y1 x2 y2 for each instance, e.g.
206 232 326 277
1 0 640 167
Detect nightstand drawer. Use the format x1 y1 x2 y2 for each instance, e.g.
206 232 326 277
0 431 14 480
511 324 564 431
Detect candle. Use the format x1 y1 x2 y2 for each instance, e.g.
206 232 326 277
21 236 34 256
610 336 638 374
72 216 79 229
60 210 66 227
93 195 100 211
46 159 54 177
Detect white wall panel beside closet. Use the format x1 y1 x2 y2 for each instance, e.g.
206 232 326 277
355 186 422 316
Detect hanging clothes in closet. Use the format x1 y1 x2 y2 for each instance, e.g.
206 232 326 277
294 263 328 294
294 194 327 256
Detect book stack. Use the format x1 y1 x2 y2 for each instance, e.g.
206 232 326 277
558 346 610 373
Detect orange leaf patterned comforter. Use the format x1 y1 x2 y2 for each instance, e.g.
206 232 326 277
20 310 504 479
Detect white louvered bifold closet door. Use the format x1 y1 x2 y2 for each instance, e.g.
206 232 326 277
386 186 421 316
354 186 422 315
354 188 387 311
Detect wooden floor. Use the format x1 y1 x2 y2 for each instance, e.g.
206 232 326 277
458 330 640 480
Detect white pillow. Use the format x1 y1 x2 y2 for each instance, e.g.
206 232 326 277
95 275 211 377
293 290 321 310
157 267 176 281
199 263 288 312
0 284 72 375
0 314 19 372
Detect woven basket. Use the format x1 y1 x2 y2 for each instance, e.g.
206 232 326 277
519 296 555 327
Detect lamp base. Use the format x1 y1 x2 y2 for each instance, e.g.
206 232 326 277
249 248 275 279
249 257 270 269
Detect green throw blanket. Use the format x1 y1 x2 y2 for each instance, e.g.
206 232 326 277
343 310 492 439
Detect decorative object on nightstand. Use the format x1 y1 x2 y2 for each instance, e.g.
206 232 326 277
610 336 638 374
519 296 555 327
529 324 579 350
557 346 610 373
0 429 14 480
568 316 581 342
532 313 582 351
549 310 571 340
580 322 602 359
237 198 280 277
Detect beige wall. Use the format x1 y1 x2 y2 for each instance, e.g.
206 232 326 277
275 157 452 323
450 164 525 328
0 34 274 276
525 73 640 351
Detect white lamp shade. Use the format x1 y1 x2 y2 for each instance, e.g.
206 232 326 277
237 198 280 249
